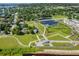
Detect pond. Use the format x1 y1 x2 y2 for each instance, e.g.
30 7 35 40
41 19 58 26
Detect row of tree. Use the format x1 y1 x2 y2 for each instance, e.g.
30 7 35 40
0 47 41 56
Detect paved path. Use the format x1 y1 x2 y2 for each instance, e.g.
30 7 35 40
65 35 71 38
50 40 79 43
36 39 79 47
28 40 37 47
36 49 79 56
34 21 43 34
13 36 28 47
33 21 79 47
36 34 41 41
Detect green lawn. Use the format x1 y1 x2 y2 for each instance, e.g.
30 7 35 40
52 42 73 47
37 22 44 33
16 34 37 45
48 35 68 41
0 34 37 48
52 44 79 50
53 15 68 20
47 23 71 36
0 36 20 48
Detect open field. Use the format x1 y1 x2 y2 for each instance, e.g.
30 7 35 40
48 35 68 41
0 36 20 48
47 23 72 36
15 34 37 45
0 19 78 51
53 15 68 20
0 34 38 48
52 42 73 47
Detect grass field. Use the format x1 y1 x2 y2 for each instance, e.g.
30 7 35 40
0 36 20 48
53 15 68 20
47 23 71 36
48 35 68 41
52 42 73 47
37 22 44 33
16 34 37 45
0 34 38 48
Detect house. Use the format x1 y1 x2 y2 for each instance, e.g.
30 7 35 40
33 28 39 34
64 19 79 33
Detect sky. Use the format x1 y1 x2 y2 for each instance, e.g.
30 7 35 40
0 0 79 3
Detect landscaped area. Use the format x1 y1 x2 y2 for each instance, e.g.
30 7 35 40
47 23 72 36
0 3 79 56
16 34 37 45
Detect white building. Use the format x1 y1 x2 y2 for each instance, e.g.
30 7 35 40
64 19 79 33
13 12 18 24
